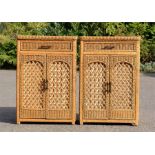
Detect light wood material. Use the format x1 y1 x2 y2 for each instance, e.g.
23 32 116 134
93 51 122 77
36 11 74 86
80 36 140 125
17 36 77 124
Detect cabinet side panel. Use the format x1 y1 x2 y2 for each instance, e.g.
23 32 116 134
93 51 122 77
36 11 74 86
16 40 20 123
135 40 140 125
80 41 84 124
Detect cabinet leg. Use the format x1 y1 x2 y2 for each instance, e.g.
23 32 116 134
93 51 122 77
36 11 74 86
72 121 75 125
17 121 21 124
132 122 138 126
80 121 83 125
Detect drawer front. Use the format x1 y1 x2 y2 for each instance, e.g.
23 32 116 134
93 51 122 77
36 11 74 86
20 41 72 51
84 42 136 52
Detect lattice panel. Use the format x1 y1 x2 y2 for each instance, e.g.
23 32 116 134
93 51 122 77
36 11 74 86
47 60 71 110
84 62 107 110
82 55 109 120
21 57 45 110
111 62 134 110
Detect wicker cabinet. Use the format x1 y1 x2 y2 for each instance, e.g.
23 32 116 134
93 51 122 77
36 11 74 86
17 36 77 124
80 36 140 125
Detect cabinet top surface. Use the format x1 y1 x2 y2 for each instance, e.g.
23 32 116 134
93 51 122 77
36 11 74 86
17 36 140 41
80 36 141 41
17 35 78 41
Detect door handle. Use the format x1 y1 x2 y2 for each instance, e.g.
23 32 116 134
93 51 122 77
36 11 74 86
109 82 111 93
42 79 48 91
105 82 109 93
44 80 48 90
104 82 111 93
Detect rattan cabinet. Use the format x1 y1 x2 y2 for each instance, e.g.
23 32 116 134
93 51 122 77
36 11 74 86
17 36 77 124
80 36 140 126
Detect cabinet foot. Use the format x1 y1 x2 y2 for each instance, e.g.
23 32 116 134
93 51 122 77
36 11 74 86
17 121 21 124
132 122 138 126
80 121 83 125
72 121 75 125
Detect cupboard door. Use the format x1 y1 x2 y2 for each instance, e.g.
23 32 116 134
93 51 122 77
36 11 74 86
20 54 46 118
110 55 136 120
46 55 73 119
82 55 110 120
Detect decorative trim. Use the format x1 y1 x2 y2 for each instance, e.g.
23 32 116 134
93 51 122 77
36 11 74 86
80 36 141 41
17 35 78 40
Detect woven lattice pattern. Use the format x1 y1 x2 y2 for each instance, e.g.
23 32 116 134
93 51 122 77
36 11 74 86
111 62 133 110
22 60 44 110
48 61 70 110
84 62 107 110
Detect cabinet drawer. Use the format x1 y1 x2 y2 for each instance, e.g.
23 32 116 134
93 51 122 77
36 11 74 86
84 42 136 52
20 41 72 51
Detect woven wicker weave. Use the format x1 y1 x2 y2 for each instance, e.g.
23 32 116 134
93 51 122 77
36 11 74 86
80 36 140 125
16 36 77 124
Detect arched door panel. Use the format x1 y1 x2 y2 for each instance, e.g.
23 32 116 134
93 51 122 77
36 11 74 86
20 55 46 118
46 55 73 119
83 55 109 120
110 56 136 120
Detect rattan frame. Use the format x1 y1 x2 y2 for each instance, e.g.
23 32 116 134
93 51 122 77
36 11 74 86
80 36 140 126
16 35 77 124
